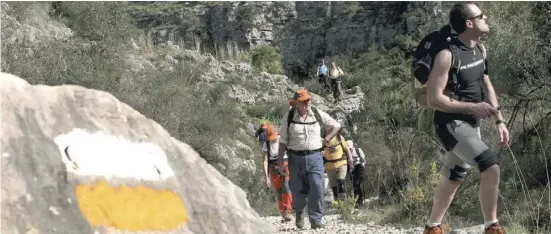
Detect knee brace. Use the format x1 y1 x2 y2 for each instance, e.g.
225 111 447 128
448 165 468 182
474 149 500 172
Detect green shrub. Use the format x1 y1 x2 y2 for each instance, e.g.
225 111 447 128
250 45 284 74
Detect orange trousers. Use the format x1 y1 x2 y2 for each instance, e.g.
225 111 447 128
268 160 292 215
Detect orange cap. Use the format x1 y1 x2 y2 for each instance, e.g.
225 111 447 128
266 125 278 141
288 88 312 106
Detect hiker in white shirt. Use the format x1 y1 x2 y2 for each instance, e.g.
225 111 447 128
347 140 366 208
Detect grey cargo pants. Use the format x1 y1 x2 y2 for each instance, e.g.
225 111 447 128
287 150 325 224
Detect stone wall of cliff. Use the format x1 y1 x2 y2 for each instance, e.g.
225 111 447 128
129 1 447 77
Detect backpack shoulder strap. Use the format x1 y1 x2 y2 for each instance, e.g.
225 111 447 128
311 107 326 138
286 107 295 142
447 43 461 95
477 43 486 58
337 135 345 150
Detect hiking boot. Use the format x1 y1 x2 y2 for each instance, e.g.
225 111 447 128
295 212 304 229
311 222 324 229
282 210 292 222
485 223 504 234
423 224 444 234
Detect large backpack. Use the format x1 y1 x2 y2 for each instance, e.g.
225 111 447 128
411 24 462 104
411 25 461 135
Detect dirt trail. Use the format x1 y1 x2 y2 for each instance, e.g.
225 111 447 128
261 214 423 234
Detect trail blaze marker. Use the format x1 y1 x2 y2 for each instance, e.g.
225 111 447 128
75 181 188 231
54 129 189 231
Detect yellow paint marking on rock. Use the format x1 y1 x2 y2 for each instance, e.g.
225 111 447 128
75 180 188 231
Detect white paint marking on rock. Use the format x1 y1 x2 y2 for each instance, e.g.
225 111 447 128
49 206 60 216
54 128 175 181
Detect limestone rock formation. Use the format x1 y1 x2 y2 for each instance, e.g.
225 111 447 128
129 1 447 76
0 72 275 234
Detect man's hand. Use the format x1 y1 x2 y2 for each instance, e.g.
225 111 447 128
322 137 329 146
264 176 271 189
470 102 499 119
497 123 510 146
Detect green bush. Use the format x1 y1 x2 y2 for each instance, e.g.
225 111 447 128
250 45 284 74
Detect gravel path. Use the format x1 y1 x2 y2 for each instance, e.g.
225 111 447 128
261 214 424 234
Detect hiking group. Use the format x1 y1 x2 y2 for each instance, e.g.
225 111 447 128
256 88 366 229
255 2 508 233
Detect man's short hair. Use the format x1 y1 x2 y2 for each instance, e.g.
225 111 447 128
449 2 473 34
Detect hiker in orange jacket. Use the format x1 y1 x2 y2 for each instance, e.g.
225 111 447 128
263 124 292 222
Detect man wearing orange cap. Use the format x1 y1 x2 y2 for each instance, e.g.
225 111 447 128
277 88 341 230
262 125 292 222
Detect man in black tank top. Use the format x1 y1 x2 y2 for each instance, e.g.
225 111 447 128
423 3 509 234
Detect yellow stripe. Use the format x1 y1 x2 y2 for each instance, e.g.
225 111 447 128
75 180 188 231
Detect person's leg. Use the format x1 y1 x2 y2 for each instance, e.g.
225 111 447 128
306 152 325 226
321 74 328 89
426 120 473 230
331 79 337 99
336 79 342 100
428 151 467 224
352 165 365 207
269 166 285 215
281 160 293 219
287 154 308 228
327 168 338 199
335 165 348 200
451 122 501 228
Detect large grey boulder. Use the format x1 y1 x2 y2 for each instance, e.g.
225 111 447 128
0 72 275 234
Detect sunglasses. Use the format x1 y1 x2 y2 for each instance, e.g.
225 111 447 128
468 12 485 20
300 98 311 103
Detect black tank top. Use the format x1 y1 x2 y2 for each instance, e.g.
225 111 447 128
434 38 487 125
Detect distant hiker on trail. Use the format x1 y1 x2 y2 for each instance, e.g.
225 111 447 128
329 62 345 102
277 88 341 230
262 124 292 222
316 59 329 90
412 3 508 234
254 122 269 145
322 130 353 203
347 140 366 208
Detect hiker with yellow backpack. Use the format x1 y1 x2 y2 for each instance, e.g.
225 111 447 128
262 124 292 222
323 129 354 202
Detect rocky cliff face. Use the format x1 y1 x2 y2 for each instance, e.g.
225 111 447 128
131 1 295 50
130 1 446 76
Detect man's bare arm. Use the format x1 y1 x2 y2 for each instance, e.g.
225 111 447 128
482 76 504 120
426 49 476 114
263 151 270 179
479 44 505 122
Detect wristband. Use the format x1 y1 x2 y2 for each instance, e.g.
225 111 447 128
495 119 505 125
